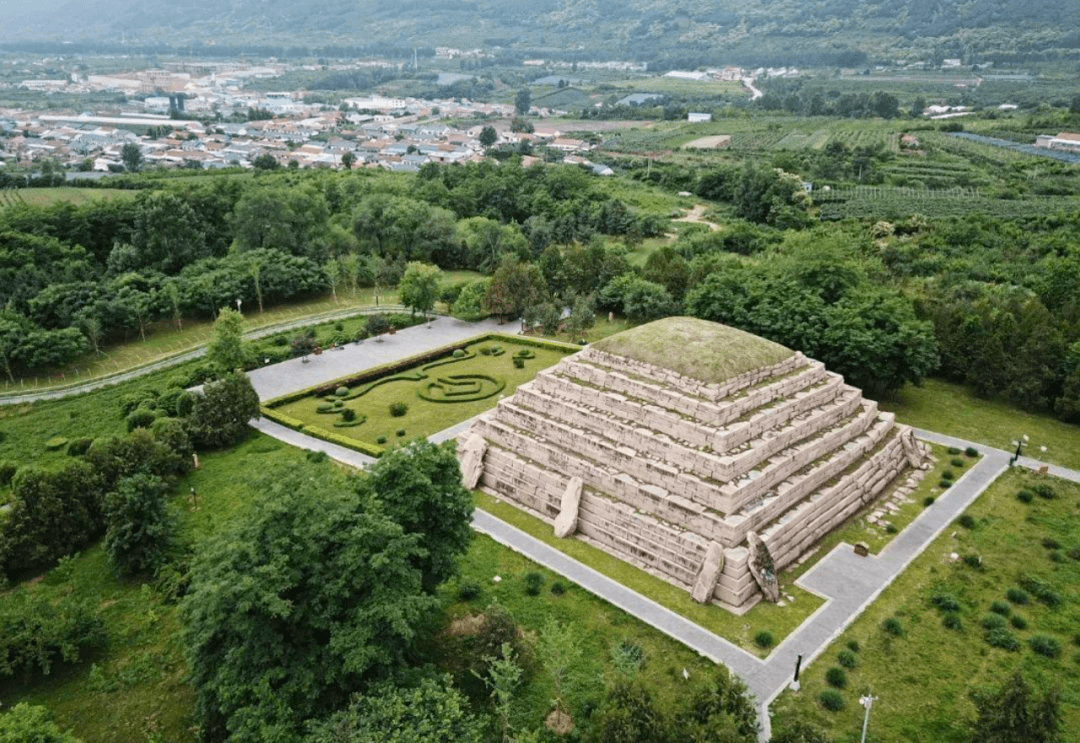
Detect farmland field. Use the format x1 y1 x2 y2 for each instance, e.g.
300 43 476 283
0 187 135 209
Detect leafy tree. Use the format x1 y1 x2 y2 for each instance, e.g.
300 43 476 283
0 312 30 382
509 116 534 134
484 258 548 320
565 293 596 339
479 126 498 147
181 466 439 742
341 150 356 170
457 217 528 273
621 277 676 323
104 473 174 577
398 262 443 318
597 680 668 743
231 185 330 260
251 153 280 170
187 371 260 450
205 307 248 377
121 142 142 172
450 278 491 322
362 440 473 591
537 617 595 722
514 89 531 116
676 666 759 742
0 703 83 743
305 675 486 743
769 720 832 743
968 671 1061 743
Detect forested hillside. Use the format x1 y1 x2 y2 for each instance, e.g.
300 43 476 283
5 0 1080 66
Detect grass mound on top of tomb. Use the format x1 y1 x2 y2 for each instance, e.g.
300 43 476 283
591 316 794 385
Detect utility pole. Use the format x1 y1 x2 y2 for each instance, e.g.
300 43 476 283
859 694 878 743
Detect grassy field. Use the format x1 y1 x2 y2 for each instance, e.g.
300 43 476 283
880 378 1080 470
0 187 135 209
276 338 572 450
770 468 1080 743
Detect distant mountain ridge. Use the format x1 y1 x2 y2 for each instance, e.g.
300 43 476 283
4 0 1078 65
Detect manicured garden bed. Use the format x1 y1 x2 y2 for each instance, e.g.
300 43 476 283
267 334 577 456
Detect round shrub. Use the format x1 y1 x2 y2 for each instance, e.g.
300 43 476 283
965 447 979 457
825 667 847 689
837 650 857 668
883 617 903 636
66 438 93 457
1010 615 1028 630
550 581 566 596
963 554 983 569
452 348 466 358
1017 489 1034 503
513 356 525 369
125 407 159 432
305 450 329 463
0 460 18 485
957 515 976 529
942 613 963 630
981 613 1007 630
316 402 337 413
947 446 961 455
524 571 545 596
1041 537 1061 550
335 386 349 397
932 592 960 612
376 435 387 445
457 580 482 601
990 601 1011 616
985 628 1020 651
1029 635 1061 658
941 469 955 481
754 631 774 649
885 523 898 534
938 479 953 489
923 496 935 507
1033 484 1056 500
1006 588 1030 605
950 457 965 468
478 346 493 356
396 428 406 437
846 640 860 653
389 402 408 417
44 436 70 451
176 390 196 417
819 689 844 712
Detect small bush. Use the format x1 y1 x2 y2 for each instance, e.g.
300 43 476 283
66 438 93 457
340 408 357 422
1019 575 1062 607
44 436 69 451
846 640 860 653
1029 635 1061 658
513 356 525 369
1041 537 1061 550
965 447 978 457
819 689 844 711
923 496 935 507
396 428 406 437
1033 484 1056 500
938 479 953 489
376 435 387 444
883 617 903 636
479 346 493 356
389 402 408 417
1006 588 1030 605
956 515 976 529
0 460 17 485
947 446 961 455
1067 548 1080 562
457 580 482 601
990 600 1011 616
1010 615 1028 630
950 457 966 468
931 592 960 612
962 554 983 569
611 640 645 673
981 613 1007 630
452 348 466 358
550 581 566 596
825 667 847 688
335 386 349 397
942 613 963 630
941 469 955 481
754 631 775 649
837 650 857 668
524 571 545 596
985 628 1020 651
1017 489 1034 503
305 450 329 463
885 523 898 534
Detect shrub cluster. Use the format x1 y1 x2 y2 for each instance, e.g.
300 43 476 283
754 630 774 649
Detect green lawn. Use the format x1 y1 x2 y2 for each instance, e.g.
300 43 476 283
880 378 1080 470
770 468 1080 743
0 187 135 209
276 338 573 450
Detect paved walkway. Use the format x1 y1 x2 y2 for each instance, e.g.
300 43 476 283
242 339 1080 742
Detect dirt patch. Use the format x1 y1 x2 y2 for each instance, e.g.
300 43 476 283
447 613 486 636
545 708 573 734
673 204 721 231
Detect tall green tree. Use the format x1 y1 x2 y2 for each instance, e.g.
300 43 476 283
121 142 142 172
187 371 260 450
181 466 439 742
0 703 84 742
104 473 174 577
205 307 248 376
398 262 443 318
968 671 1061 743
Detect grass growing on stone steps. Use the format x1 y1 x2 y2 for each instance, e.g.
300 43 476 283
474 491 824 657
880 377 1080 471
770 469 1080 743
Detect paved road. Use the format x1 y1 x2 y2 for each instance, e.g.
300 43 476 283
0 304 424 405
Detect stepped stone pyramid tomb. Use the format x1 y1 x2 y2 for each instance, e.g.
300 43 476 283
457 317 928 613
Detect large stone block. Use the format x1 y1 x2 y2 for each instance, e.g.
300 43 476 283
553 476 583 538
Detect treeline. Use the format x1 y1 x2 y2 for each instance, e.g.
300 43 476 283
0 163 657 378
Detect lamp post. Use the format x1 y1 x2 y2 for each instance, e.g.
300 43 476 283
859 694 878 743
1009 434 1028 466
789 654 803 691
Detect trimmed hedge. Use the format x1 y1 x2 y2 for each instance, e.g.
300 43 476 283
301 424 384 458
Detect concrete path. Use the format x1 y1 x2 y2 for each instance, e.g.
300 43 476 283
242 339 1080 742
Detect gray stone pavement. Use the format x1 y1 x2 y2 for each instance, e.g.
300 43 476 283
243 339 1080 742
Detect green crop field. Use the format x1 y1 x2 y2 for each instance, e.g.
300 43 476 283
0 187 135 209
